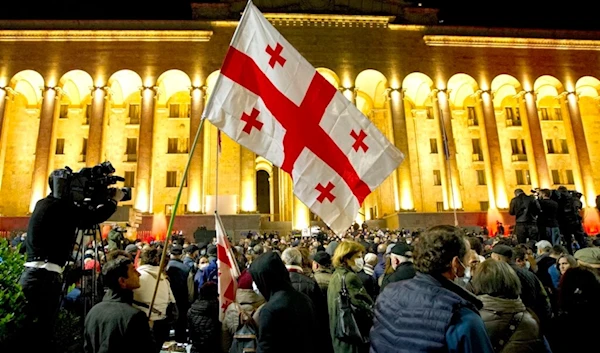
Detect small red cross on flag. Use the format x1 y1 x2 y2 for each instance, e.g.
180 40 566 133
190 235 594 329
203 1 404 235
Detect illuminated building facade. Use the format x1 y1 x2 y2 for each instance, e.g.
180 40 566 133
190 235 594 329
1 2 600 234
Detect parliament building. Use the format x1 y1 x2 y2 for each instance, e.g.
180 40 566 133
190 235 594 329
1 1 599 236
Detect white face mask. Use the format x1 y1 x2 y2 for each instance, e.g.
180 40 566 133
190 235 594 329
199 263 209 271
525 261 531 270
351 258 364 272
252 281 261 296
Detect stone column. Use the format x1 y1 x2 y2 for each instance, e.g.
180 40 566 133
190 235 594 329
431 92 450 209
437 89 463 210
479 91 509 209
30 86 58 212
240 147 256 212
0 88 8 190
134 86 157 213
388 89 414 211
516 93 539 188
272 167 280 221
523 91 551 188
292 195 310 231
186 86 205 213
565 92 596 204
343 87 356 105
86 86 107 167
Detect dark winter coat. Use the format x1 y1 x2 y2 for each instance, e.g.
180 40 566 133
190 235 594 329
188 298 221 353
380 262 416 293
249 252 318 353
84 289 156 353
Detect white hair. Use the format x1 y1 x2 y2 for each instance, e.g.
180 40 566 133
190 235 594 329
364 253 378 266
281 247 303 266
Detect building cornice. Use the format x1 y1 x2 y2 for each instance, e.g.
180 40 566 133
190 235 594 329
262 13 395 28
423 35 600 50
0 29 212 42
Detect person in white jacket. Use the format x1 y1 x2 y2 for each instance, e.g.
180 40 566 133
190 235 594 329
133 246 176 351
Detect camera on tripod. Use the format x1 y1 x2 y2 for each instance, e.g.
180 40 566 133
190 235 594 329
51 161 132 207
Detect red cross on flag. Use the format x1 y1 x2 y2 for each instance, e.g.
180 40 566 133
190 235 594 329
203 1 404 235
215 213 240 321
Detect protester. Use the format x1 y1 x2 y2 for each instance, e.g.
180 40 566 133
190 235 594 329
370 225 494 353
83 257 156 353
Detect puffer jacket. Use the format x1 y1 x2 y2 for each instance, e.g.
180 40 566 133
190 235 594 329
221 289 264 351
188 298 221 353
478 295 548 353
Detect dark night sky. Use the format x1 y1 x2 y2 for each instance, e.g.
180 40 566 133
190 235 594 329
2 1 598 31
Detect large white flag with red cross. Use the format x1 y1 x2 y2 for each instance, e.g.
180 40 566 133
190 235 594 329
203 1 404 235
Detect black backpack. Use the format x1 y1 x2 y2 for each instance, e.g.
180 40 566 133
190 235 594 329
229 304 258 353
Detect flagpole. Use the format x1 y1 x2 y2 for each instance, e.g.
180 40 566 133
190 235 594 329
438 104 459 227
148 116 207 319
215 130 220 215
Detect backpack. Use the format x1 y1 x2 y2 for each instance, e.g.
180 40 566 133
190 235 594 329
187 269 196 303
229 304 258 353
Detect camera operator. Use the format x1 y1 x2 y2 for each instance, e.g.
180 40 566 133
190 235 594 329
18 171 125 353
556 186 587 254
509 188 540 244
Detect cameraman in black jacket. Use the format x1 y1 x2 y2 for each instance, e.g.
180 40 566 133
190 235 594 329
18 171 124 353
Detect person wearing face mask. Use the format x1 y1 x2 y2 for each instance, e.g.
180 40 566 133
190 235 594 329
380 243 416 292
370 225 494 353
328 240 373 353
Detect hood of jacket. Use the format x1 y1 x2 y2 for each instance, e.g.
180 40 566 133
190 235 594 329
478 294 526 314
236 288 265 307
137 265 166 280
249 251 292 301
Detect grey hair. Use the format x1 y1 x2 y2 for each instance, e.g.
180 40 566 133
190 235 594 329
472 258 521 299
281 247 303 266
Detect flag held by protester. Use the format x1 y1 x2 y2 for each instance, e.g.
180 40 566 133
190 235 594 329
215 213 240 321
203 1 404 235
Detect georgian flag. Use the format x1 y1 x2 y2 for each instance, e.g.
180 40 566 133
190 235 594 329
215 213 240 321
203 1 404 235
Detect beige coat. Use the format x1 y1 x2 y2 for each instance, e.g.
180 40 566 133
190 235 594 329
221 289 265 352
133 264 175 321
478 294 547 353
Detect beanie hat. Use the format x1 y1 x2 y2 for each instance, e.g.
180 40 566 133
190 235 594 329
237 270 253 290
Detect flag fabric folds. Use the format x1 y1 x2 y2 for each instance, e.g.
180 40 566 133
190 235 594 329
203 1 404 235
215 213 240 321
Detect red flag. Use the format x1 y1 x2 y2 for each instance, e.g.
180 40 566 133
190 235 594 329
215 213 240 321
203 1 403 235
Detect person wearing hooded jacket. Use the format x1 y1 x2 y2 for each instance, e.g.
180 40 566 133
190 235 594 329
249 251 319 353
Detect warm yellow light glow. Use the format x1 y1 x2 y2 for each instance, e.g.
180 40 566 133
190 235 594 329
134 186 149 213
143 77 155 88
240 177 257 212
0 30 212 42
342 88 355 102
387 24 427 31
423 35 600 51
0 77 6 87
292 197 310 230
187 193 201 213
400 184 414 210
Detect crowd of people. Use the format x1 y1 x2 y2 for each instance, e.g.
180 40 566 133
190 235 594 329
9 183 600 353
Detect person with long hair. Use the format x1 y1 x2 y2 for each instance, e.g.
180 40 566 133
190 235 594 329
328 240 373 353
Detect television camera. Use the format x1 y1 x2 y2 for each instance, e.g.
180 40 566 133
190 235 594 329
51 161 131 208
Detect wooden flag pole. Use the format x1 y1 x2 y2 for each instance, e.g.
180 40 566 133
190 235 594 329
148 116 207 319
